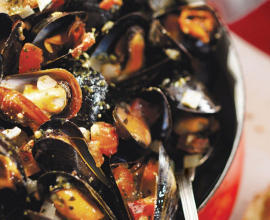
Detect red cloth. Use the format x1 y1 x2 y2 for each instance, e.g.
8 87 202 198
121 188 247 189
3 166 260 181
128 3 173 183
228 0 270 55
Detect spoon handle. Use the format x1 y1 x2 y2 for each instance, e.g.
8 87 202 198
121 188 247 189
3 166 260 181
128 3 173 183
177 168 199 220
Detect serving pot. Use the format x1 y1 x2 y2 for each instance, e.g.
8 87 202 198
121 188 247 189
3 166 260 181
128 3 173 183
0 1 245 219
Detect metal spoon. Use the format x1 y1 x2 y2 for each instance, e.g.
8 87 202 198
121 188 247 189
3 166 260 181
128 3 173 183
176 147 214 220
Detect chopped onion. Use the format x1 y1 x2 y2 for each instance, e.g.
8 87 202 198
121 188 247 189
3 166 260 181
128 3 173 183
184 154 202 168
37 0 52 12
18 5 35 19
181 90 202 109
37 75 57 91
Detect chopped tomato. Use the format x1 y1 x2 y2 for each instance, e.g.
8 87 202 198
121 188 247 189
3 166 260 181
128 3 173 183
50 0 65 9
19 43 44 73
18 140 41 177
44 20 95 58
18 151 41 177
178 9 216 43
140 158 158 198
71 31 96 58
87 141 104 168
99 0 123 11
113 165 135 200
127 196 156 220
163 14 182 42
90 122 118 156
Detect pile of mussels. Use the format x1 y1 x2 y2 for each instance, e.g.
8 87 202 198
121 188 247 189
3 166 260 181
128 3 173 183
0 0 225 219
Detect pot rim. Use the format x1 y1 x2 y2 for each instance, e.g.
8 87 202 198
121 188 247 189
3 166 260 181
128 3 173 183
198 30 245 210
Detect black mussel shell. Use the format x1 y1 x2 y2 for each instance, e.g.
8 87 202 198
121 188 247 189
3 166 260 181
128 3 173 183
161 73 221 114
110 143 178 219
0 13 13 40
38 118 84 138
43 55 108 128
34 120 108 186
0 133 27 219
90 12 171 95
1 20 24 78
33 122 131 219
32 11 88 59
137 87 172 141
154 143 178 219
62 0 123 31
113 87 172 150
31 11 88 62
154 4 222 57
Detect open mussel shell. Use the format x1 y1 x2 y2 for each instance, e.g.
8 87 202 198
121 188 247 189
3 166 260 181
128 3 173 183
154 143 178 219
136 87 172 141
43 55 108 128
0 68 82 120
113 87 172 150
90 12 171 94
153 3 223 56
162 73 221 114
0 133 27 219
0 13 13 40
30 11 88 63
38 118 84 138
111 143 178 219
36 171 117 219
33 119 131 219
0 17 24 78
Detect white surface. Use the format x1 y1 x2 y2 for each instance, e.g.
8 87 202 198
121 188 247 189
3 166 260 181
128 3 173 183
229 33 270 219
207 0 266 23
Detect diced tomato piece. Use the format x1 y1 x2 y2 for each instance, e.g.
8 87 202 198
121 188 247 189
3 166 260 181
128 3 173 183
90 122 118 156
18 140 41 177
127 196 156 220
113 165 135 200
178 9 215 44
71 31 96 58
99 0 123 11
19 43 44 73
87 140 104 168
51 0 65 8
18 151 41 177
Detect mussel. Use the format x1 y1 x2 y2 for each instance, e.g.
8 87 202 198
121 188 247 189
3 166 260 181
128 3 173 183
43 55 109 128
153 4 222 56
0 132 27 219
0 68 82 131
0 15 24 78
113 87 172 149
90 12 171 93
30 11 95 62
161 72 221 114
111 143 179 219
35 171 117 219
32 119 131 219
62 0 124 31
